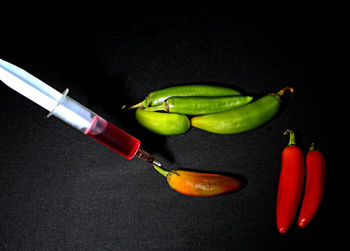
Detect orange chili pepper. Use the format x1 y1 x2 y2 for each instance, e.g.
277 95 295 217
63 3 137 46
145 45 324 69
153 165 243 197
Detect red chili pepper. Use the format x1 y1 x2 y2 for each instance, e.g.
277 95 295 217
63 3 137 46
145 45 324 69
276 129 305 234
298 143 326 228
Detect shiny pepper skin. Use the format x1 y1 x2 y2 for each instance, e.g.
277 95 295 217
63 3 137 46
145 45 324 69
276 129 305 234
143 95 253 115
128 85 241 109
153 165 243 197
298 143 326 228
191 87 294 134
135 108 190 135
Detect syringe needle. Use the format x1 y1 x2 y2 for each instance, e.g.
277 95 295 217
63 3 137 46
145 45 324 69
135 149 162 167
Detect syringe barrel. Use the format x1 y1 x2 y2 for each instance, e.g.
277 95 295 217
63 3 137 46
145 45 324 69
48 90 141 159
47 89 97 134
0 58 144 161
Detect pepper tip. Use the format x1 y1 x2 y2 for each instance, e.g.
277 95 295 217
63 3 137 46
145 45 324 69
278 227 287 234
298 218 307 228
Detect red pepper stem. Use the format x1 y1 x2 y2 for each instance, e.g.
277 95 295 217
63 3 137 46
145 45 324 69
309 143 316 152
284 129 296 146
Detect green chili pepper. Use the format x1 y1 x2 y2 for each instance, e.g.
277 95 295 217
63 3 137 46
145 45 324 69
142 95 253 115
135 108 190 135
191 87 294 134
128 85 241 109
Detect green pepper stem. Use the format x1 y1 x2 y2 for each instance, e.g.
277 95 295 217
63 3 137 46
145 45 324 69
277 87 294 96
284 129 296 145
127 98 150 110
153 165 170 178
128 100 146 109
144 104 167 112
144 99 170 112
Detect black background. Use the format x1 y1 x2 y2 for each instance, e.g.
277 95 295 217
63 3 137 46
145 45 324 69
0 1 346 250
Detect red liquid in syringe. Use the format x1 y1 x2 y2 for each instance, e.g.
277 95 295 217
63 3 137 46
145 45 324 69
85 115 140 159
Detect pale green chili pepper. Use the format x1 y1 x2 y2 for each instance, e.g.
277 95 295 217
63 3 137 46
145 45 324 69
143 95 253 115
191 87 294 134
135 108 190 135
128 85 241 109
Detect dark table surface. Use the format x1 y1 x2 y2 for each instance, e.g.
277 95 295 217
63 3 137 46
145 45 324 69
0 2 346 250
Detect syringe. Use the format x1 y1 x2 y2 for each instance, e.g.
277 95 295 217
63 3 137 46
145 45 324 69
0 58 162 167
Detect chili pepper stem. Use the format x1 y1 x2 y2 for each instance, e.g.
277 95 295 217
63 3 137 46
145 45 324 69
153 165 170 178
284 129 296 146
277 87 294 96
143 103 168 112
127 98 150 110
309 143 315 152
